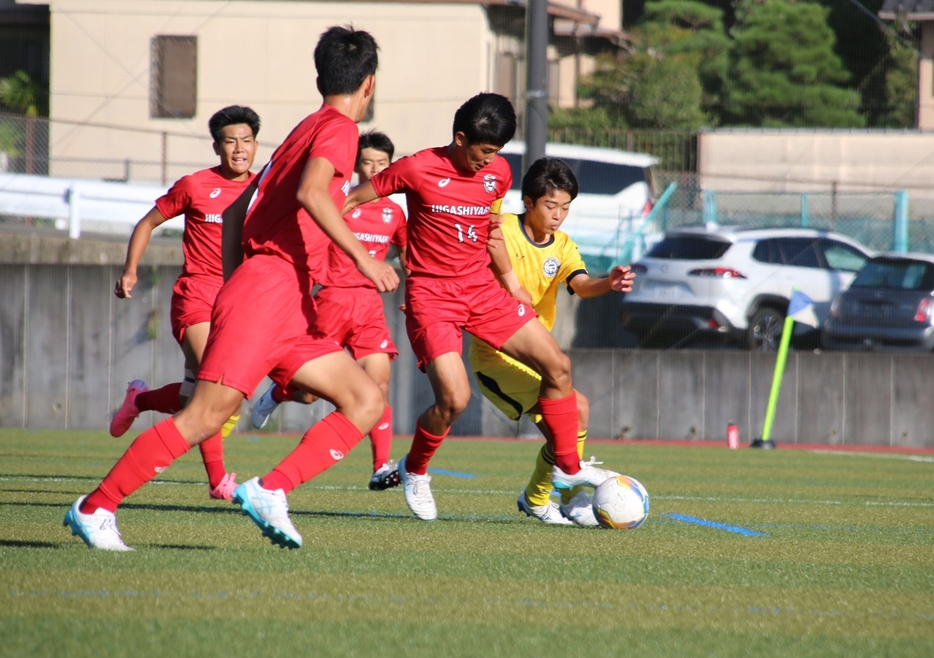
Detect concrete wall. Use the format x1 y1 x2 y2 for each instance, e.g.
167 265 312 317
2 239 932 446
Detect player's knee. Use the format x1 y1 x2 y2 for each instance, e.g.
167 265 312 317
437 391 469 423
546 351 572 388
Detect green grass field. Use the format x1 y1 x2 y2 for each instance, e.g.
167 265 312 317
2 428 933 657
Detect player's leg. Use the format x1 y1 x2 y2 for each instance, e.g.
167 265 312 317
65 381 243 550
499 321 618 489
357 352 399 490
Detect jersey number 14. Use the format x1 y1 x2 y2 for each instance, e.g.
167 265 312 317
454 223 478 243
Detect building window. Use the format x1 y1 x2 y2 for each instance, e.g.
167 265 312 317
151 35 197 118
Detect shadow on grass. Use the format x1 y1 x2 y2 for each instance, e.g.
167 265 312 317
0 539 61 549
145 544 216 551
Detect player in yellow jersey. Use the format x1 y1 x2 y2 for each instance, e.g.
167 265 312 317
469 157 636 526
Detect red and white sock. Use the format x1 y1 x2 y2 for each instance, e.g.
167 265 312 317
260 412 363 493
81 418 191 514
538 394 580 474
198 433 227 488
404 419 448 476
135 382 183 414
369 406 393 471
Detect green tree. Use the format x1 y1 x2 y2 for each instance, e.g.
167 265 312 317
0 70 42 117
626 51 708 129
726 0 864 127
882 37 918 128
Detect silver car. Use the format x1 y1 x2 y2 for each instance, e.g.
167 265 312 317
822 254 934 352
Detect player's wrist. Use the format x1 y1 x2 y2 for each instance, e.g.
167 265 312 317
502 270 521 292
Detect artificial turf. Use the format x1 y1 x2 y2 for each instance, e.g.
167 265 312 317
1 428 932 657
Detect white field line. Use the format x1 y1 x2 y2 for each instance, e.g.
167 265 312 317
809 450 934 464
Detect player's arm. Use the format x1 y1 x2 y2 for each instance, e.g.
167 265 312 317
221 180 257 281
568 265 636 299
115 206 170 298
342 180 379 216
297 158 399 293
487 225 533 306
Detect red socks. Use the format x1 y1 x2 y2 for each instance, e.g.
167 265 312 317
198 433 227 489
135 383 183 414
404 419 448 476
369 406 393 471
81 418 192 514
538 394 580 474
261 412 364 493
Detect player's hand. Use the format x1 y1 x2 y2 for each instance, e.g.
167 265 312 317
609 265 635 293
512 285 534 307
357 257 400 293
486 229 505 250
398 303 406 313
115 272 137 299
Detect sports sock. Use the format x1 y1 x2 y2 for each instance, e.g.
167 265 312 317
220 412 240 439
261 412 363 494
538 394 579 474
135 382 183 414
271 384 290 404
526 429 587 507
81 418 191 514
198 432 227 488
369 406 393 471
404 419 448 476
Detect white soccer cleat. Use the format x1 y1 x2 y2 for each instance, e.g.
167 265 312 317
250 383 280 429
559 490 600 527
398 455 437 521
517 491 573 525
232 477 302 549
552 456 620 491
63 496 133 551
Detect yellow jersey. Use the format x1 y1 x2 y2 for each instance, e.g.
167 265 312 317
469 212 587 372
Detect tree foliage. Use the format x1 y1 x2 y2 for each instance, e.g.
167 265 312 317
0 71 43 117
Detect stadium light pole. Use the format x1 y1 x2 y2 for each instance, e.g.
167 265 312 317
523 0 548 174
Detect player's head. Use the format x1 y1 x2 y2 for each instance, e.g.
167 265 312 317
315 26 378 121
521 157 578 234
450 93 516 173
356 130 394 183
209 105 260 180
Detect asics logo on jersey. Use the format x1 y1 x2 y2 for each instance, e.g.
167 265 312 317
352 208 362 219
209 188 222 198
380 340 389 349
330 449 345 461
438 178 451 187
543 257 560 277
518 304 526 316
205 213 223 223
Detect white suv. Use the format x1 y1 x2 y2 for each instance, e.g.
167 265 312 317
620 227 872 350
498 142 659 272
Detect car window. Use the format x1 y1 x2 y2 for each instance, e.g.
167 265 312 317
646 236 731 260
852 259 934 290
821 240 867 272
752 239 780 264
772 238 822 268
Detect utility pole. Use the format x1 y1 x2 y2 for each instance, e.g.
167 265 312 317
524 0 548 174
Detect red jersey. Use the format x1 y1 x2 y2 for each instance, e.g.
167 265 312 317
155 166 256 280
319 196 407 289
241 105 358 278
369 147 512 278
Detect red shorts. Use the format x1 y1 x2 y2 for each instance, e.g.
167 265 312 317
404 269 537 370
198 255 342 398
170 276 222 345
313 286 398 361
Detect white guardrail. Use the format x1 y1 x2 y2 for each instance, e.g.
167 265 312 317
0 173 180 238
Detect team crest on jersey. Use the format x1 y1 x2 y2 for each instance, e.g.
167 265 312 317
209 188 221 198
543 257 560 277
382 207 393 223
352 208 362 219
483 174 497 194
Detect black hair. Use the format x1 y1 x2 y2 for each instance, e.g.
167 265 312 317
452 92 516 146
521 157 579 203
208 105 260 143
358 130 394 161
314 26 379 97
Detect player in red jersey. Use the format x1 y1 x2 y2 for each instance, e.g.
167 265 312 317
109 105 260 501
344 93 619 522
251 130 407 491
64 26 398 551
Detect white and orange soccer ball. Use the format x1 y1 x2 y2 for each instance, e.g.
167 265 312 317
591 475 649 529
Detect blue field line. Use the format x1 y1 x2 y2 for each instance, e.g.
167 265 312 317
428 468 477 479
663 513 769 537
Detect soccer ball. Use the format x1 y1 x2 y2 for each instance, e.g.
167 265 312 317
591 475 649 529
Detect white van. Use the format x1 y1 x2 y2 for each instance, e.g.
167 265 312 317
498 142 660 271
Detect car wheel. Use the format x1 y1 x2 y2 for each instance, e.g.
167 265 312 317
747 306 785 351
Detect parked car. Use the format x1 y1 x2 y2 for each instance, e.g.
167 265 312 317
498 142 659 272
822 253 934 352
620 227 872 350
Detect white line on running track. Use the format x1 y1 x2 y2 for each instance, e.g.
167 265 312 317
809 450 934 463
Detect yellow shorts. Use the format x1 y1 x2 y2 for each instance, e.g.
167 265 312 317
474 359 543 424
